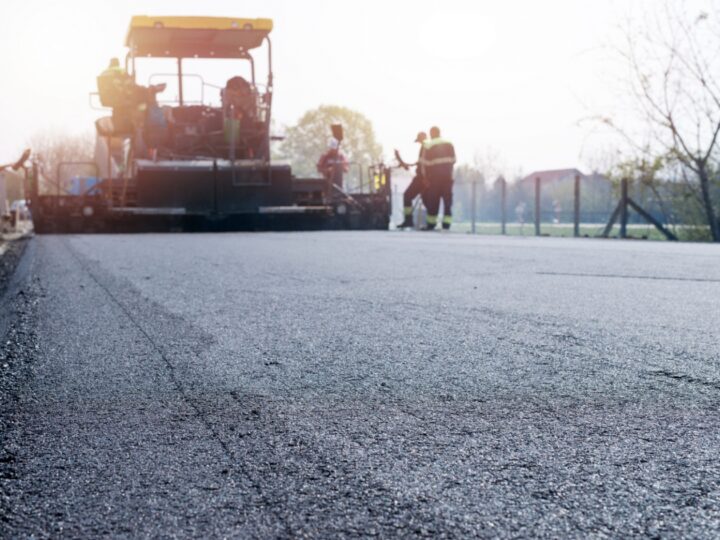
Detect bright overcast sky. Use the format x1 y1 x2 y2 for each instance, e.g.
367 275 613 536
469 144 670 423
0 0 647 174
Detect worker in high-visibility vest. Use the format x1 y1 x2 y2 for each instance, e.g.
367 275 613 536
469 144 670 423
396 131 429 228
420 126 456 230
97 58 134 108
96 58 166 135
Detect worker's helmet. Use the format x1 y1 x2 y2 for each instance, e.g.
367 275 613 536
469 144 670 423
414 132 427 143
328 137 339 150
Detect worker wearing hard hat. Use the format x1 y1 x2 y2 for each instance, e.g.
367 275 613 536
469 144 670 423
98 58 167 106
97 58 133 108
396 131 429 228
317 137 349 191
420 126 456 230
97 58 167 135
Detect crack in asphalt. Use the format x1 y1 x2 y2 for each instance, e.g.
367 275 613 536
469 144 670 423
61 238 293 536
649 369 720 392
537 271 720 283
6 233 720 537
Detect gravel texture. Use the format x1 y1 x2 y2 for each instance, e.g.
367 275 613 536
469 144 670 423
0 237 27 295
1 232 720 538
0 237 39 532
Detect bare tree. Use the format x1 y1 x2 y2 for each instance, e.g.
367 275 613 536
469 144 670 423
472 146 508 187
608 1 720 241
27 130 95 193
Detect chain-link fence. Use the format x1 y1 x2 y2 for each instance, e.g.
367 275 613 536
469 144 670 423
392 172 692 240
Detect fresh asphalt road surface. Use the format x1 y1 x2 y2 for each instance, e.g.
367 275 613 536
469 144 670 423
2 232 720 537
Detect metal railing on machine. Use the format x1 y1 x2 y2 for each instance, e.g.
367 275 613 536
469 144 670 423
342 162 393 196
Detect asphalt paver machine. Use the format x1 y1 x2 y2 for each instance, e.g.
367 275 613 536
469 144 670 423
31 16 391 232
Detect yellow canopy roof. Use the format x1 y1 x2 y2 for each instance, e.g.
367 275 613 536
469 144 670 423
126 16 273 58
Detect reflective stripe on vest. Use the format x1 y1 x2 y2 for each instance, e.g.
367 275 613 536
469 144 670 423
422 137 453 150
420 138 456 169
421 156 456 167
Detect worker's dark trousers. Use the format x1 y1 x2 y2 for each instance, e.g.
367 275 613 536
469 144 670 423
403 175 427 212
424 178 453 229
326 172 344 200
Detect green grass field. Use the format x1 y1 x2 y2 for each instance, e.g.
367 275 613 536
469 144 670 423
447 222 705 241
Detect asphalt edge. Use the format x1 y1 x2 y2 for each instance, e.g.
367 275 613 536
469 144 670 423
0 236 41 534
0 236 34 337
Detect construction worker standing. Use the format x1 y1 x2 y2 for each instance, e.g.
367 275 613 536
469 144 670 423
420 126 456 230
97 59 137 135
317 137 349 191
396 132 428 228
97 58 167 107
97 59 134 110
97 58 166 136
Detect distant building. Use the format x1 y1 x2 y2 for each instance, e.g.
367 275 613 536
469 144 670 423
517 168 615 223
519 168 585 187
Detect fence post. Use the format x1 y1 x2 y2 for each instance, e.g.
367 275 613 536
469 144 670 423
500 176 507 235
573 174 580 237
31 161 39 203
471 180 477 234
393 183 398 225
620 178 628 239
534 176 541 236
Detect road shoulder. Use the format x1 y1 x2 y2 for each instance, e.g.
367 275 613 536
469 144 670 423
0 236 40 535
